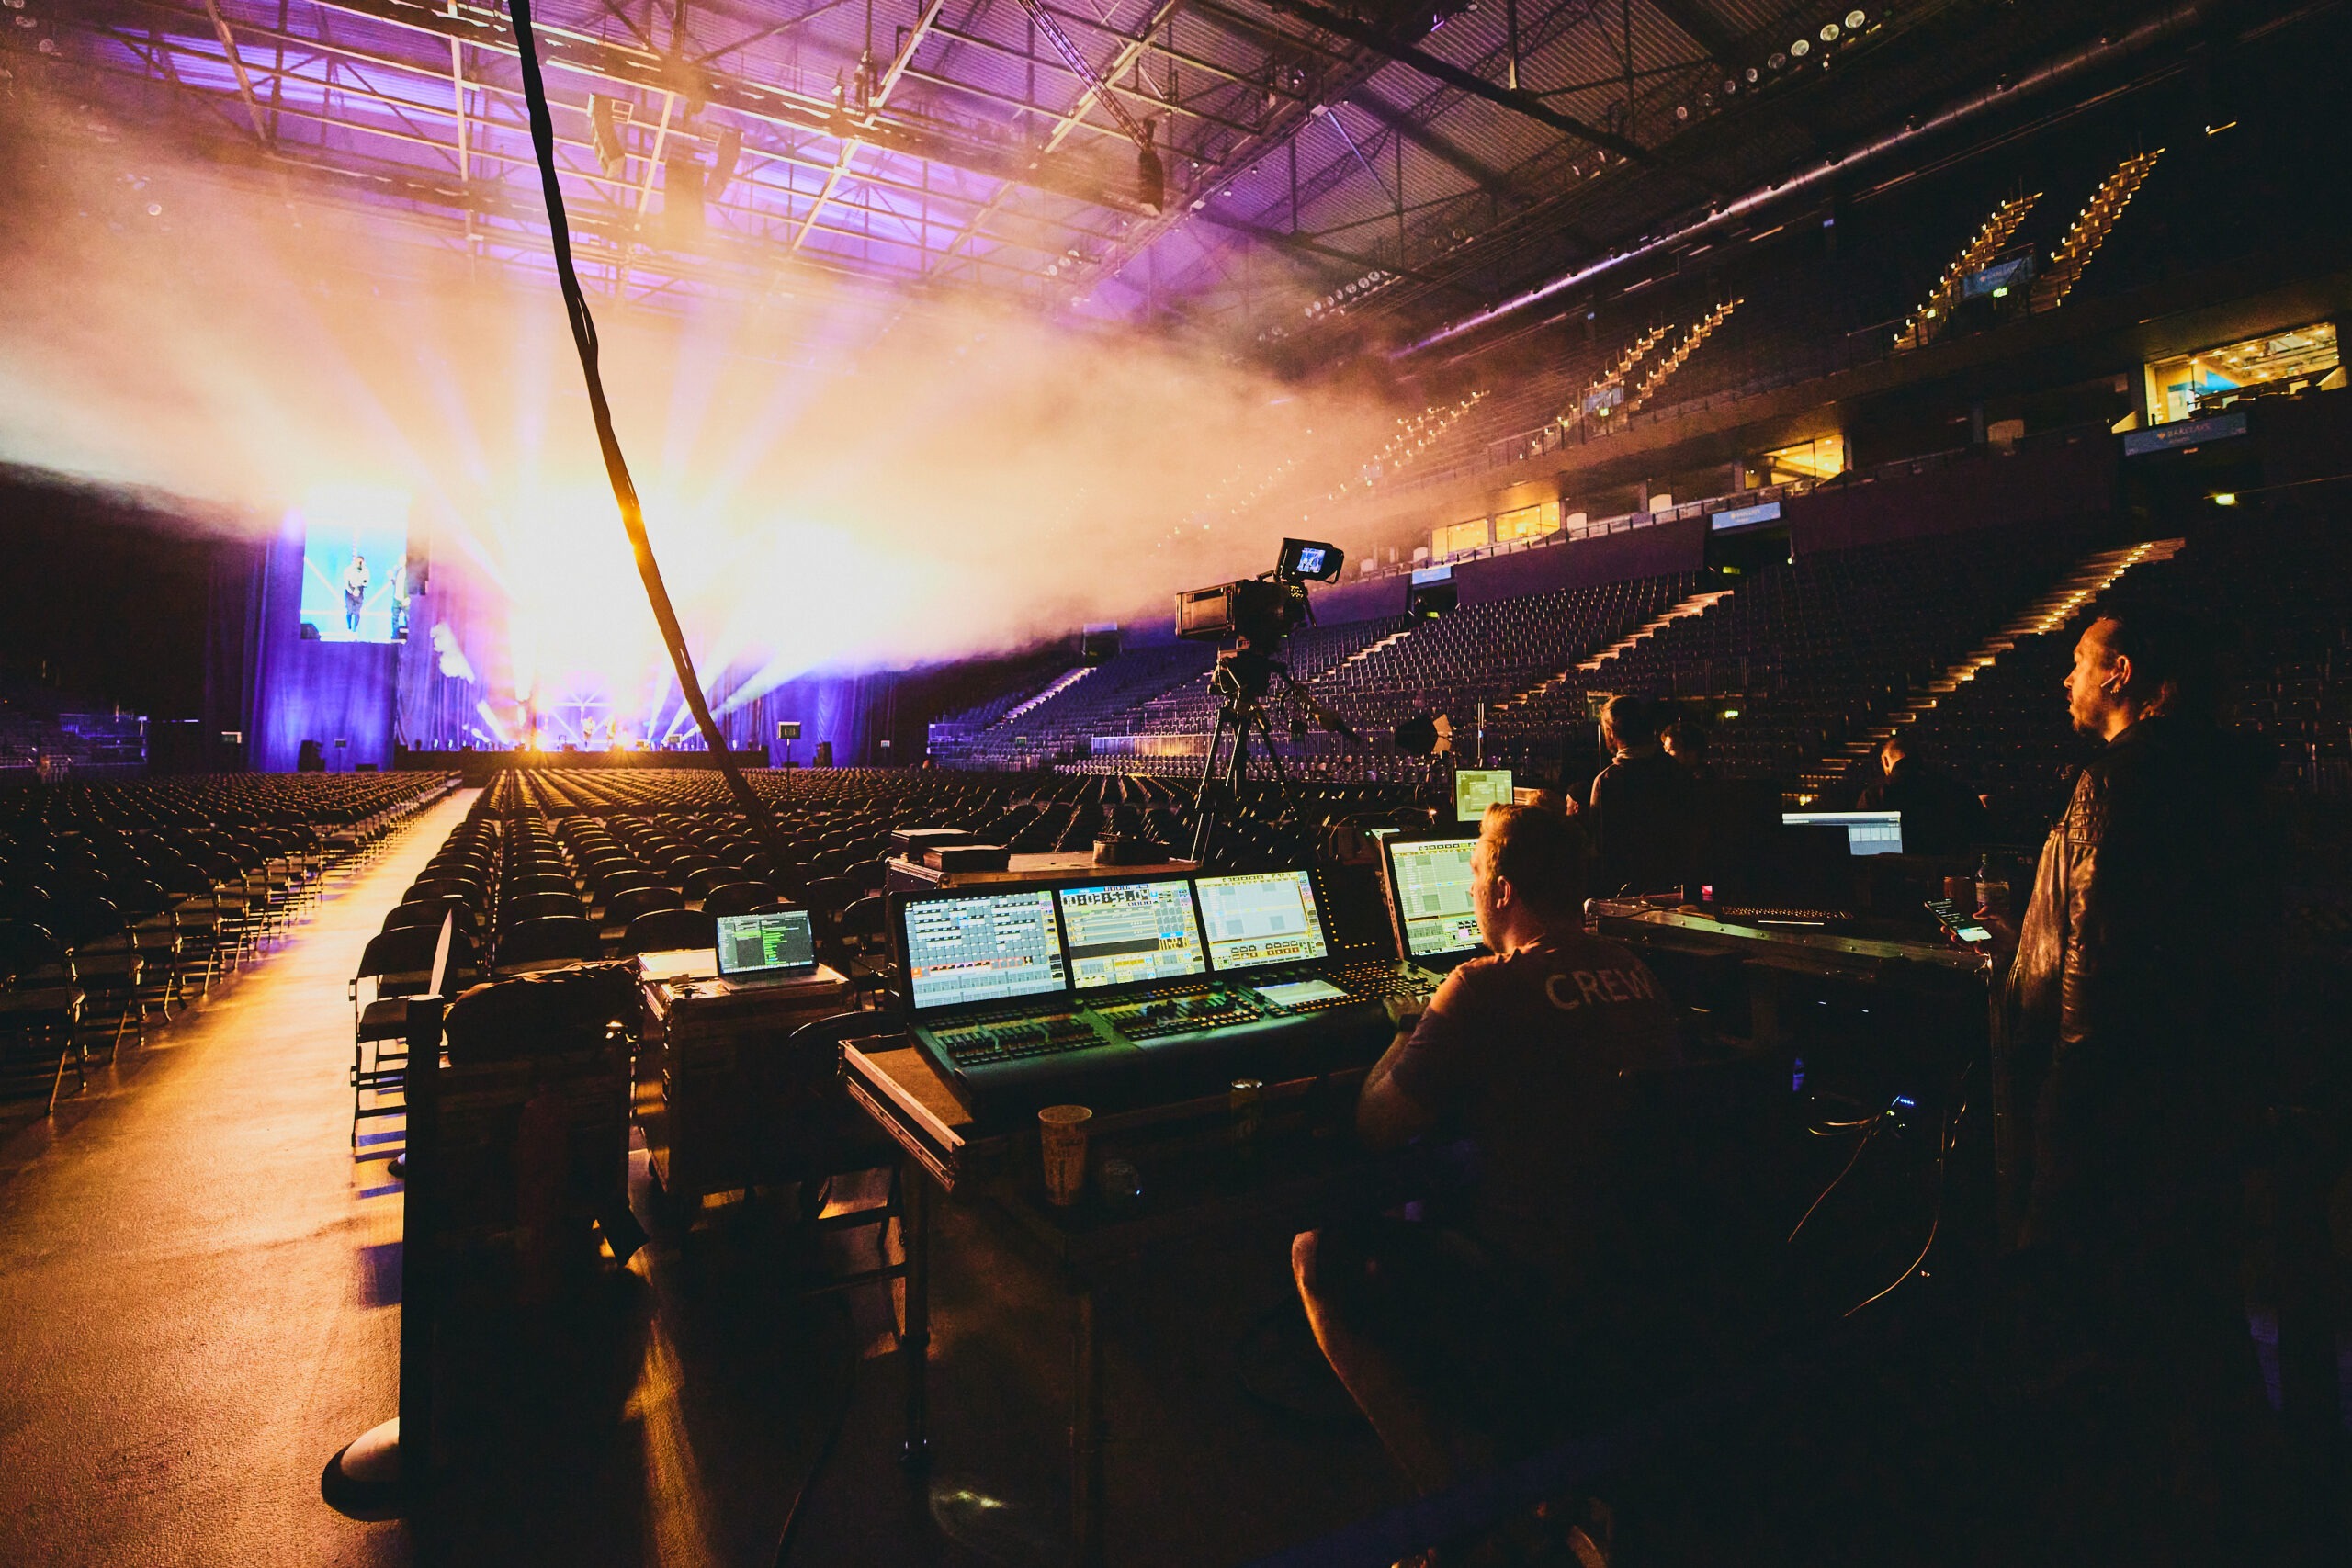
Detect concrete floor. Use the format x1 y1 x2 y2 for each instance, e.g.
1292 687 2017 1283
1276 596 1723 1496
0 791 1408 1568
0 793 464 1568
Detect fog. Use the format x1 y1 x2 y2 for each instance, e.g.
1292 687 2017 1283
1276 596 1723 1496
0 86 1401 728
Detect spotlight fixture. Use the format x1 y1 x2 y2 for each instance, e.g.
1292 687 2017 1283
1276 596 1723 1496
589 94 631 176
1820 22 1840 41
1790 38 1811 58
1846 9 1867 28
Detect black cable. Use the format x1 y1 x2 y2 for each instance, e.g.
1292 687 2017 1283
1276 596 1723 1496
1843 1088 1962 1318
771 1316 861 1567
1787 1114 1880 1244
503 0 796 874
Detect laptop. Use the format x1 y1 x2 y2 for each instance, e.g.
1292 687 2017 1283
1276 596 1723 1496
1378 833 1490 976
713 909 819 987
1778 810 1904 857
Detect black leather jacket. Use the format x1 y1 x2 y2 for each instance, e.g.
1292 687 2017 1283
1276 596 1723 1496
1992 716 2276 1250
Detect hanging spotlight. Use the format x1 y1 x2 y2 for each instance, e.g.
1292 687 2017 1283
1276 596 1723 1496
1846 9 1867 28
1820 22 1840 41
1790 38 1811 58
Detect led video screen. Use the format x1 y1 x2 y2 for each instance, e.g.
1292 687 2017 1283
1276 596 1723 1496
299 490 410 643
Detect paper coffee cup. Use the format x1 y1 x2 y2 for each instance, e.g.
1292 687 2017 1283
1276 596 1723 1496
1037 1104 1092 1207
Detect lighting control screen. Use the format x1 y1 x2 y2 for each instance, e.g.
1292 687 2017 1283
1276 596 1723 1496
1386 837 1486 958
1195 870 1329 971
1056 880 1207 991
902 890 1069 1010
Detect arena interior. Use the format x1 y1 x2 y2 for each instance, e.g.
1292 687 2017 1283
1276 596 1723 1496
1 1 2348 1564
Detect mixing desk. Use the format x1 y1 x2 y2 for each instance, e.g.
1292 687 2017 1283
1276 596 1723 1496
892 869 1449 1115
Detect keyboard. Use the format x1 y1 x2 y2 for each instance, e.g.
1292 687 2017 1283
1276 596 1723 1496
931 1007 1103 1066
1708 905 1851 924
1324 959 1443 1002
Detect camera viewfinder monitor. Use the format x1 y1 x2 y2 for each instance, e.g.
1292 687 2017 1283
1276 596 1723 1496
1278 537 1345 581
1195 869 1330 972
1453 768 1513 823
901 890 1069 1010
1055 879 1207 991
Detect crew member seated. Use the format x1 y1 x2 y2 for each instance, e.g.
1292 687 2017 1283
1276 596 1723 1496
1292 804 1681 1506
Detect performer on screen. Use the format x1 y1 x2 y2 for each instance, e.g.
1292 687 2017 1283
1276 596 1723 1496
343 553 370 635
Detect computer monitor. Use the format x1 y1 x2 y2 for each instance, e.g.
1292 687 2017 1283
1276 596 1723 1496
1055 878 1207 991
1194 869 1329 972
1383 835 1486 960
1780 810 1904 856
715 909 816 979
900 889 1069 1010
1453 768 1513 823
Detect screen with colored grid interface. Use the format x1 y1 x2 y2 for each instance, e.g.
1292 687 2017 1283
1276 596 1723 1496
1194 869 1329 971
1056 880 1206 991
902 890 1069 1010
1385 836 1485 959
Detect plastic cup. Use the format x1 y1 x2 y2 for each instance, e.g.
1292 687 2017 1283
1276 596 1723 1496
1037 1104 1092 1206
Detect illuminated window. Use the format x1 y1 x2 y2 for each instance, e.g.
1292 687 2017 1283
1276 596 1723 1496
1432 517 1491 557
1494 500 1560 542
2145 322 2338 425
1757 433 1846 485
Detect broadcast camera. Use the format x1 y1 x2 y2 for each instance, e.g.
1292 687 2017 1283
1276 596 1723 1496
1174 537 1345 649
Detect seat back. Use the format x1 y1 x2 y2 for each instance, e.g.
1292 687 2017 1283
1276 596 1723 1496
618 908 717 956
495 915 604 968
699 882 773 918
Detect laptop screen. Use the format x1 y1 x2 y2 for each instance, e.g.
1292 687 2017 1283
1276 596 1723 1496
1385 836 1486 959
1195 869 1329 972
1779 810 1904 856
1056 879 1207 991
715 909 816 978
901 889 1069 1010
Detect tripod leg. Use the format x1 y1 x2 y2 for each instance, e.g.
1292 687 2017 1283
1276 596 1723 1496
1191 706 1238 863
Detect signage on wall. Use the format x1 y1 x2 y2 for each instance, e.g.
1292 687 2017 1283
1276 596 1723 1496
2122 410 2248 457
1711 501 1782 532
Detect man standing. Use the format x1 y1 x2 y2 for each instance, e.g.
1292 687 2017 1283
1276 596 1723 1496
1293 805 1680 1505
1586 695 1692 895
1993 607 2278 1556
343 552 370 636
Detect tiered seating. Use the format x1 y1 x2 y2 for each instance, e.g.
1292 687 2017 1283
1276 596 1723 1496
1318 576 1702 737
1890 511 2352 838
932 643 1216 769
1487 526 2085 787
1126 615 1414 738
0 773 453 1106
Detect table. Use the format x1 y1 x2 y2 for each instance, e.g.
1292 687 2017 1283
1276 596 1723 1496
841 1040 1420 1567
636 962 853 1208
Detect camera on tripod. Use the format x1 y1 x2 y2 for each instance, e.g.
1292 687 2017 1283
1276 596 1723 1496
1174 537 1345 649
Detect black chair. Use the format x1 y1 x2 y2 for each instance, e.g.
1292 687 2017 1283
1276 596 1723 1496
827 894 891 992
700 882 773 918
603 885 684 933
495 915 605 976
347 923 458 1145
503 890 587 924
619 908 718 956
0 920 85 1110
767 1007 911 1287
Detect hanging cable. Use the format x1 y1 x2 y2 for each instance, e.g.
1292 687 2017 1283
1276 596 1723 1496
504 0 796 872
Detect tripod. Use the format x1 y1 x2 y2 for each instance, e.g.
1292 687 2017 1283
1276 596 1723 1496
1189 646 1309 864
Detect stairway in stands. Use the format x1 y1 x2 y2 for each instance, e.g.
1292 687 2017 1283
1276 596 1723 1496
1623 300 1742 416
1490 586 1735 716
1894 193 2041 351
1792 536 2186 804
2030 151 2162 312
1574 326 1668 420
